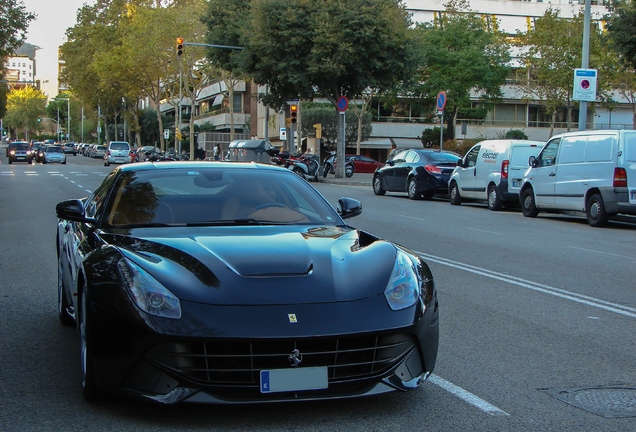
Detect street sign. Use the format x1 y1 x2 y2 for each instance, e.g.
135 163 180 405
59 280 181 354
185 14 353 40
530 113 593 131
336 96 349 112
163 129 169 139
436 91 447 111
573 69 597 102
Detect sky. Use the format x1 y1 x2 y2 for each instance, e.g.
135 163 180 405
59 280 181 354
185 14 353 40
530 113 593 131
21 0 96 99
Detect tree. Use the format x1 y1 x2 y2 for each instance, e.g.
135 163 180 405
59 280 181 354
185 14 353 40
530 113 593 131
605 0 636 70
299 102 372 149
516 8 606 135
4 86 47 140
0 0 35 60
203 0 419 177
412 0 511 140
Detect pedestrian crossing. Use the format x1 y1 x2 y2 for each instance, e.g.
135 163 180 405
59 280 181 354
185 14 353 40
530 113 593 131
0 170 107 177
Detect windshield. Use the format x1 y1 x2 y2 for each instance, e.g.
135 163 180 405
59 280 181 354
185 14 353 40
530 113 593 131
105 167 342 228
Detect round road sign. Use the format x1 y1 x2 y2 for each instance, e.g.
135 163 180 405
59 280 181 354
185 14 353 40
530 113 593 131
337 96 349 112
436 91 447 111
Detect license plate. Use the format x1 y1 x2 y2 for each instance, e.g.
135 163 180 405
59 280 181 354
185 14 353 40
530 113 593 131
630 190 636 203
511 180 520 187
115 158 124 163
260 367 328 393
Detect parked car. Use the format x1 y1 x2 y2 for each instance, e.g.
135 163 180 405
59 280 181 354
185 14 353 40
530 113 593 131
519 129 636 227
104 141 132 166
6 141 34 164
373 149 461 199
346 154 384 173
90 145 107 159
55 162 439 404
448 139 544 210
42 145 67 164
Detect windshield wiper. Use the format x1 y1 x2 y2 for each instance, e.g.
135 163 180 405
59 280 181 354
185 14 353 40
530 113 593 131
112 222 185 228
186 219 288 226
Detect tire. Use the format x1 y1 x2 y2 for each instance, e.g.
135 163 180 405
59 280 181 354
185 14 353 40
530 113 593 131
79 291 103 402
487 184 503 211
373 175 386 196
586 193 609 227
449 182 462 205
62 160 66 165
58 258 75 326
521 188 539 218
323 164 330 178
345 166 353 178
407 177 421 200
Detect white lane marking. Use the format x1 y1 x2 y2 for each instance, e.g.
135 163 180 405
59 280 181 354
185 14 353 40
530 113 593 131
428 374 509 416
70 181 76 184
1 172 14 175
465 227 504 235
75 174 88 176
26 173 39 176
567 246 634 260
416 251 636 318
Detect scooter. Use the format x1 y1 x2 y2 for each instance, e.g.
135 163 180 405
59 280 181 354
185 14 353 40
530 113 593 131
287 153 321 181
322 153 354 178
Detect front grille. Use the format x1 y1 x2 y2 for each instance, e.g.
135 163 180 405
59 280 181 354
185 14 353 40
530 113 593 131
145 333 415 388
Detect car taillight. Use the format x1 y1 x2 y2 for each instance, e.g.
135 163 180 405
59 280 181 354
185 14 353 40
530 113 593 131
424 165 442 174
501 160 509 179
613 167 627 187
107 151 111 156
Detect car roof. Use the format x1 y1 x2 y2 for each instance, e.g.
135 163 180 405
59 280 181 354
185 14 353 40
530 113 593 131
116 161 289 174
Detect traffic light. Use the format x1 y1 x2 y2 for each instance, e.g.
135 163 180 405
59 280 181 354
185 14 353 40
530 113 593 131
290 104 298 125
313 123 322 139
176 37 184 56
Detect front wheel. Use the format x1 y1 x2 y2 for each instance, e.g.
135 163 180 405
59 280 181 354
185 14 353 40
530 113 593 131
487 184 503 211
373 175 386 196
449 182 462 205
322 164 330 178
521 188 539 218
345 166 353 178
586 193 609 227
79 291 103 402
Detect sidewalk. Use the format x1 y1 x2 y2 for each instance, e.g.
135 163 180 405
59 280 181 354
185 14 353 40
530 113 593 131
317 173 373 187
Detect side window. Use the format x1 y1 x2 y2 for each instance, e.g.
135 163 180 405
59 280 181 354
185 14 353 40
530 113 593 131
464 145 480 167
559 137 585 164
85 171 117 219
585 134 614 162
625 132 636 162
538 139 560 167
405 151 418 163
392 151 408 162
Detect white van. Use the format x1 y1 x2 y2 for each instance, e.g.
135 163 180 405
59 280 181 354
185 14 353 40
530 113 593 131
448 139 544 210
104 141 132 166
519 129 636 227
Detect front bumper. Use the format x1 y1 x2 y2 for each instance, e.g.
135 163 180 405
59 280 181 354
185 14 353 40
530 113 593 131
86 288 439 404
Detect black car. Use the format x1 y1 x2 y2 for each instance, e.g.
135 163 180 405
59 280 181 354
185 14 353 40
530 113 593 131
373 149 461 199
6 141 34 164
56 162 439 404
34 144 48 163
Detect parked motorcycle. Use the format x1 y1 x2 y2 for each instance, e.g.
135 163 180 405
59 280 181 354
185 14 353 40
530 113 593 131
288 153 321 181
322 153 354 178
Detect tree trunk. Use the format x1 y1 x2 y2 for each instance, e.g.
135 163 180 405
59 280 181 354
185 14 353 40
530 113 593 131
549 111 556 138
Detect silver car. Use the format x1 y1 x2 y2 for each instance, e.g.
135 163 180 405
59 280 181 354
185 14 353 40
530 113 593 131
43 146 67 164
91 145 107 159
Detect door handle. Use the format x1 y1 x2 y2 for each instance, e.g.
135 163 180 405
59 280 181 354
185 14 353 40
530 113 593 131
549 173 556 177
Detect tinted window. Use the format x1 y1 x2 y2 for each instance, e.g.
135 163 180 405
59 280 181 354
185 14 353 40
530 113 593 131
405 151 418 163
464 145 480 167
86 171 117 220
47 146 62 153
423 152 461 163
110 142 130 150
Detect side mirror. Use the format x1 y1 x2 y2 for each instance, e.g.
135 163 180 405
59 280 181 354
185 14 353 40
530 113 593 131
336 197 362 219
56 199 96 224
456 159 464 168
529 156 538 167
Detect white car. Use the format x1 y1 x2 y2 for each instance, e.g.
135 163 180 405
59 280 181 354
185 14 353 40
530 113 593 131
42 145 67 164
519 129 636 227
449 139 544 210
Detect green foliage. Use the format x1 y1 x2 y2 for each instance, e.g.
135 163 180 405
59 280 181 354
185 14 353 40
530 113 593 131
456 107 488 120
605 1 636 70
4 86 47 138
502 129 528 140
0 0 35 59
203 0 419 110
411 0 511 139
299 102 372 148
419 126 447 147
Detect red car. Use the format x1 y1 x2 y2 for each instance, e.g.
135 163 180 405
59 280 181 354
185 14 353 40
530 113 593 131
346 154 384 173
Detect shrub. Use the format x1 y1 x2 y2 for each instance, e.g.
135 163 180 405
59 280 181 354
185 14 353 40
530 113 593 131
502 129 528 140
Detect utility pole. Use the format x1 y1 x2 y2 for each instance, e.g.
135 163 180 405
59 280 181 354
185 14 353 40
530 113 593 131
578 0 592 131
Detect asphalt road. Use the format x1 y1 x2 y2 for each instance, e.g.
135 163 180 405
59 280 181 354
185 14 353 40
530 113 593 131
1 149 634 431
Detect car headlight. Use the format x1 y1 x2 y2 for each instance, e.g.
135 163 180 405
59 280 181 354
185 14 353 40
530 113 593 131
384 250 420 311
118 257 181 319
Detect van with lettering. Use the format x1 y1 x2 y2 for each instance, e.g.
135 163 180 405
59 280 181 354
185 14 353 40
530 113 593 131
448 139 544 210
519 129 636 227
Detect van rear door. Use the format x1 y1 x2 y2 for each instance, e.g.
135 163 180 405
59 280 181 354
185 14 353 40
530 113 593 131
624 132 636 204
